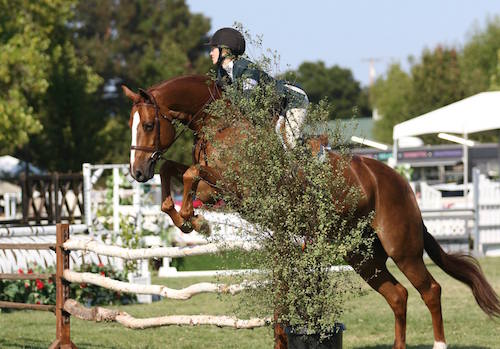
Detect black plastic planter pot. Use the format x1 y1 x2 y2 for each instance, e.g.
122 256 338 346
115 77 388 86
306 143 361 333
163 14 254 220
284 323 345 349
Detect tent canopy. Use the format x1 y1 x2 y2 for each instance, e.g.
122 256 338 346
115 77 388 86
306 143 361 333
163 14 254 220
393 91 500 140
0 155 43 177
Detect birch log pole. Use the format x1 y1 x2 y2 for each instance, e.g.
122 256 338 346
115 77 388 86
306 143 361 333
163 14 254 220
63 270 258 300
64 299 270 329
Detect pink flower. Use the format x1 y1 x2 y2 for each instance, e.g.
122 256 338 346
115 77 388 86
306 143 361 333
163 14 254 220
24 282 30 288
36 279 44 290
28 268 33 274
18 268 24 274
98 262 104 267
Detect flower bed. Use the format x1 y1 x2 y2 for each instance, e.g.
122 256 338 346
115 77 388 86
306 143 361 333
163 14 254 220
0 262 136 311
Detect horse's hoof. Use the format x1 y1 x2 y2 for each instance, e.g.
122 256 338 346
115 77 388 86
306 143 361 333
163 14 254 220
179 221 193 234
192 216 211 237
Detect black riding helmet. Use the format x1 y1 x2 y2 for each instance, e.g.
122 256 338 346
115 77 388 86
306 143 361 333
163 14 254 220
207 27 245 56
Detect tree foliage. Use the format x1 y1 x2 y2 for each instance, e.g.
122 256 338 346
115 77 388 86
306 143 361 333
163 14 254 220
410 46 464 116
371 64 412 142
0 0 100 156
283 61 371 119
461 16 500 95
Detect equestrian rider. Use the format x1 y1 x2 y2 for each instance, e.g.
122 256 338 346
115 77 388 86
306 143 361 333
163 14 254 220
207 27 309 149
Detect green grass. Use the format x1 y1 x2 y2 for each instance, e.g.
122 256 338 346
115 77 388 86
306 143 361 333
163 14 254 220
1 257 499 349
171 250 259 271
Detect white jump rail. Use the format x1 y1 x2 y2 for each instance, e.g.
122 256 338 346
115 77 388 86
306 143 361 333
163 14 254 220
0 224 88 237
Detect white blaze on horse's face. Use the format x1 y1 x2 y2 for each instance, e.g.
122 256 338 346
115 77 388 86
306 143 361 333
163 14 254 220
130 111 140 169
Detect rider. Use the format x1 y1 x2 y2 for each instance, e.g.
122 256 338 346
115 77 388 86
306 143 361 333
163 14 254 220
207 27 309 150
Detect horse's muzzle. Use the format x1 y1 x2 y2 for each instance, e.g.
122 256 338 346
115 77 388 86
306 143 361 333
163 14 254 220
132 159 156 182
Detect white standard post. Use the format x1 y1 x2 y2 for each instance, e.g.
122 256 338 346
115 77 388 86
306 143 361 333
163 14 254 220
463 133 469 207
10 194 17 218
113 167 120 233
472 167 481 256
4 193 10 218
82 163 92 228
133 180 142 228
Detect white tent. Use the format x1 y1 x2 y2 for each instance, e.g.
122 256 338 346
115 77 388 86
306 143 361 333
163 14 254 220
392 91 500 201
0 155 43 177
393 91 500 141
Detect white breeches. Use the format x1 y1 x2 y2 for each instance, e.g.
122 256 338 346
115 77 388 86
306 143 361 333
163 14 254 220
275 108 307 149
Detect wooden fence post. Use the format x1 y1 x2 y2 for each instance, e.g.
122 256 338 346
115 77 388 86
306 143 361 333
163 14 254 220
49 223 76 349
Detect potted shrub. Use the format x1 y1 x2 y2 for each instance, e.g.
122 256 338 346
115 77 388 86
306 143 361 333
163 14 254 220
205 54 373 348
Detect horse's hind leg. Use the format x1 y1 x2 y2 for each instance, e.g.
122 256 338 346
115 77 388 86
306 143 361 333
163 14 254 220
394 256 446 349
349 239 408 349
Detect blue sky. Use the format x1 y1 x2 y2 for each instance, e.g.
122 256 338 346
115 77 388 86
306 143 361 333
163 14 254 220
186 0 500 87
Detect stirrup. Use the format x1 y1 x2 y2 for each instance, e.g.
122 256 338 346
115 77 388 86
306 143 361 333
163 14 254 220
317 144 332 162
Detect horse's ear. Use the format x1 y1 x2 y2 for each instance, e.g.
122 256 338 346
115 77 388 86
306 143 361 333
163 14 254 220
138 88 152 103
121 85 140 103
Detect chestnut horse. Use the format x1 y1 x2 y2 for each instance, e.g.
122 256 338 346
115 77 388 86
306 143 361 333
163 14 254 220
122 75 500 349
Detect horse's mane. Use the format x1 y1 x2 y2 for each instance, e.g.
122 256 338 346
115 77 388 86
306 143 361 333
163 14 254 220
147 74 210 92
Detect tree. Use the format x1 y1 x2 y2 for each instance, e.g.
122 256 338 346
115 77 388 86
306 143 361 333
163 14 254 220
0 0 103 172
283 61 371 119
372 46 465 144
489 49 500 90
73 0 212 165
22 41 103 171
410 46 464 116
0 1 75 153
371 63 413 143
461 16 500 95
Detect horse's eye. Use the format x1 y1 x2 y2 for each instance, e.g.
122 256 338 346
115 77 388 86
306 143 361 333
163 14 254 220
143 122 154 132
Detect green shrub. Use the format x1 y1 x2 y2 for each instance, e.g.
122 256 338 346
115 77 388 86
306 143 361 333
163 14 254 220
0 264 56 306
204 29 373 338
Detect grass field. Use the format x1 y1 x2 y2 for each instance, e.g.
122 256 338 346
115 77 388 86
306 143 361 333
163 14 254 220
1 257 499 349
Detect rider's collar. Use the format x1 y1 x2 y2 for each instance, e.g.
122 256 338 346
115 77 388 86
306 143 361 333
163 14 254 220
222 60 234 81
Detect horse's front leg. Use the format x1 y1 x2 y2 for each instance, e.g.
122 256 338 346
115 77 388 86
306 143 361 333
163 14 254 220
158 160 193 232
179 165 219 234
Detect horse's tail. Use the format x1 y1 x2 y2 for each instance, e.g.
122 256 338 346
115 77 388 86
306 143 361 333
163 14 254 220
423 223 500 317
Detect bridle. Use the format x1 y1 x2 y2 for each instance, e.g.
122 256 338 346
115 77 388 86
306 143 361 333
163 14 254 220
130 88 217 163
130 92 173 162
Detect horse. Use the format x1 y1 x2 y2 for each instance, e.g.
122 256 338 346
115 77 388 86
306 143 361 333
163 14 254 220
122 75 500 349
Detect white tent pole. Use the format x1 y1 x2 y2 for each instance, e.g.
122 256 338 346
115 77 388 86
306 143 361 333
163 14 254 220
113 167 120 233
463 132 469 207
392 139 398 167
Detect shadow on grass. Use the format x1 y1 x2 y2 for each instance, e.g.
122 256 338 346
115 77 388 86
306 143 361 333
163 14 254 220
353 345 490 349
0 338 116 349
